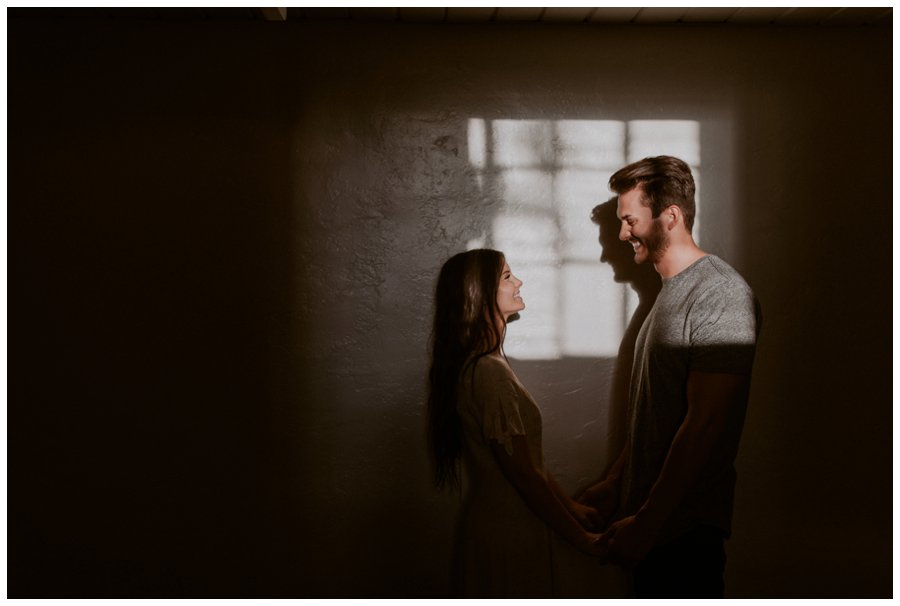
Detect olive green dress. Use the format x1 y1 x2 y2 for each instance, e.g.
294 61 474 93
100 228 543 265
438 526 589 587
452 354 556 597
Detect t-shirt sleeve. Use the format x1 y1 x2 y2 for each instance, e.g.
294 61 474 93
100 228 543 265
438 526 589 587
476 365 527 456
689 281 759 375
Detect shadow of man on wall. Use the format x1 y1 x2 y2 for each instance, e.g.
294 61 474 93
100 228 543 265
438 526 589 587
591 197 661 462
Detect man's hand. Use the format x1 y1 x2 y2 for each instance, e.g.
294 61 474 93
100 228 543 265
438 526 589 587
601 514 660 569
586 532 611 561
567 501 606 532
577 479 620 529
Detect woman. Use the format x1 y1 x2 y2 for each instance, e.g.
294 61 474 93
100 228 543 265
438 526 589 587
428 249 606 598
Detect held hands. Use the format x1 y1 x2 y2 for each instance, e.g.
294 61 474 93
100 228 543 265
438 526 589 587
578 478 663 567
578 531 611 561
568 501 606 532
566 499 611 561
577 478 620 530
597 513 660 569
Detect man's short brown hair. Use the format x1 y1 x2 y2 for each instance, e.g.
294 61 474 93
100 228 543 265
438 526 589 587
608 156 696 232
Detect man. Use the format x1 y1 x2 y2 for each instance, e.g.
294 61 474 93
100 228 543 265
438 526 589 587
581 156 760 597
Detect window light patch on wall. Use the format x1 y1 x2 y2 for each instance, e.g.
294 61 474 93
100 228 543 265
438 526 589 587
467 118 701 360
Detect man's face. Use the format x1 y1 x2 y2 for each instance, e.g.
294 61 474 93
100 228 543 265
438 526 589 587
617 188 669 265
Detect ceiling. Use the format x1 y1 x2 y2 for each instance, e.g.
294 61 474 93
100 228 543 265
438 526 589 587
7 6 893 26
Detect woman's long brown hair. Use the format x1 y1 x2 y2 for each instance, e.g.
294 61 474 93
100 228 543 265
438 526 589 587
427 249 506 490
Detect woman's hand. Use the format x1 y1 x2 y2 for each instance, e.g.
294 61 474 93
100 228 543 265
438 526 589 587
580 531 611 561
600 513 659 568
567 501 606 532
577 478 620 528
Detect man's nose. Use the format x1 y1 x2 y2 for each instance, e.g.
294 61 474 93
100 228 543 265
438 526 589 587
619 223 630 241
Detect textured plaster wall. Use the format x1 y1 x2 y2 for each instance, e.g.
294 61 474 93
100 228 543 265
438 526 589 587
10 19 891 597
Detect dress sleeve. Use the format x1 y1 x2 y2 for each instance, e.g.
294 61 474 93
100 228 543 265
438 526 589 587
475 362 528 456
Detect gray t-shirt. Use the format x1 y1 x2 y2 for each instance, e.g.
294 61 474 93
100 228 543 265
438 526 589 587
620 254 760 542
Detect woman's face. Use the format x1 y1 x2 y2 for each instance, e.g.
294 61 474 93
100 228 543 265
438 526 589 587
496 261 525 320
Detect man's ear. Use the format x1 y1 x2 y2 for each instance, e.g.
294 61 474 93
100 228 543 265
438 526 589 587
664 204 682 230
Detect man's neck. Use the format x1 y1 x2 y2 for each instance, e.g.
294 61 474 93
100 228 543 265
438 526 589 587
654 239 707 279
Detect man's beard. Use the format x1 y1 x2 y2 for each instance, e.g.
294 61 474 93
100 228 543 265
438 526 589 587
644 217 670 264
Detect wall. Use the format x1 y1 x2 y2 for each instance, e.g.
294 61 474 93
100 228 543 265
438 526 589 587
9 18 891 597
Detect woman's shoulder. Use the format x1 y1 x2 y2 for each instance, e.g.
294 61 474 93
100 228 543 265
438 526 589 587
465 355 527 399
469 353 515 379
